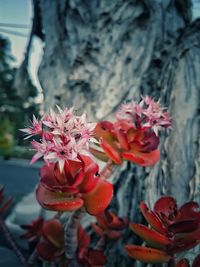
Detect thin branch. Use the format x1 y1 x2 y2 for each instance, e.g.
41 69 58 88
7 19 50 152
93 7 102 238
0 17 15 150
0 216 27 265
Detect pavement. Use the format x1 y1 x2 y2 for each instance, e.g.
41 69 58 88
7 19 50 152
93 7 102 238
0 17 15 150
0 159 43 266
0 159 42 205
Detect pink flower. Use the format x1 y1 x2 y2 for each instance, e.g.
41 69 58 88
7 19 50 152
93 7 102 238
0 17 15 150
22 106 96 169
116 96 172 135
20 115 43 138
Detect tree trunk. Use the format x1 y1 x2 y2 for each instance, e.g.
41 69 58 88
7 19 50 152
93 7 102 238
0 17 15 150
32 0 200 266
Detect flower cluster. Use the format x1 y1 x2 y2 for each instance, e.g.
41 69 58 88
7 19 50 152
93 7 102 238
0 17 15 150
91 96 171 166
22 107 113 216
125 196 200 264
117 96 171 135
21 107 96 170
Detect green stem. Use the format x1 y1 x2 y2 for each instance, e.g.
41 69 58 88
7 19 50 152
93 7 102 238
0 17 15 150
64 209 82 267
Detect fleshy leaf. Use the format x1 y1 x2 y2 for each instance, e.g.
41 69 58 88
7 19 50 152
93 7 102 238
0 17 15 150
101 139 122 164
37 240 61 261
89 147 109 162
193 254 200 267
176 259 190 267
130 223 171 248
168 219 199 234
140 202 167 234
122 149 160 166
177 202 200 221
88 249 106 266
36 183 84 211
0 196 12 214
154 196 177 222
42 219 64 248
117 129 129 150
125 245 171 263
83 179 113 215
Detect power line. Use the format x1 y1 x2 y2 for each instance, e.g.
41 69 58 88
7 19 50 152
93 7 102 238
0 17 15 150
0 23 30 29
0 28 28 38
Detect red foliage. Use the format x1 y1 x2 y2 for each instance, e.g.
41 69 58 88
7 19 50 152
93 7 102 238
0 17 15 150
36 155 113 215
77 225 106 267
92 210 128 240
125 196 200 264
93 120 160 166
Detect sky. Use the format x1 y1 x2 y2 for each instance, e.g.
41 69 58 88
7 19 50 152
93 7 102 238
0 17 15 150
0 0 43 97
0 0 200 97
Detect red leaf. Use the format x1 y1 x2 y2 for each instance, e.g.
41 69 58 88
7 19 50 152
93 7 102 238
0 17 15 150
83 179 113 215
78 155 100 193
168 219 199 234
117 129 129 150
140 202 167 234
153 196 177 222
36 183 84 211
177 202 200 221
122 149 160 166
37 240 60 261
192 254 200 267
0 196 12 214
107 230 123 240
125 245 171 263
176 259 190 267
42 219 64 248
130 223 171 248
169 240 199 254
92 223 105 237
88 249 106 266
89 146 109 162
101 139 122 164
94 121 114 141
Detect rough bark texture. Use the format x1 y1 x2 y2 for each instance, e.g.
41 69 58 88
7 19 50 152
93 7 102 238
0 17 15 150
32 0 200 266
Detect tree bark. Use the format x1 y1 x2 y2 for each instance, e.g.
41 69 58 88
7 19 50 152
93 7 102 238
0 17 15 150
31 0 200 266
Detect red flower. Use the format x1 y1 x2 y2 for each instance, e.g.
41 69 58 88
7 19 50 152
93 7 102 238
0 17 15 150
92 210 128 240
36 155 113 215
125 196 200 264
